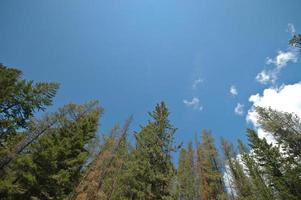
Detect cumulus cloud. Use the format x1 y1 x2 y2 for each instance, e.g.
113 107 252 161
234 103 244 116
287 23 296 36
256 50 298 85
230 85 238 96
246 82 301 143
192 78 203 89
183 97 203 111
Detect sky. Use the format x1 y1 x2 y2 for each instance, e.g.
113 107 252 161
1 0 301 157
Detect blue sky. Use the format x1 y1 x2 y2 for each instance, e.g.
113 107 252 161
1 0 301 154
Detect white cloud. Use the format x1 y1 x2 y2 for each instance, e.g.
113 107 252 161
256 50 298 85
192 78 203 89
234 103 244 116
183 97 203 111
287 23 296 36
247 82 301 143
266 50 298 70
230 85 238 96
255 70 276 85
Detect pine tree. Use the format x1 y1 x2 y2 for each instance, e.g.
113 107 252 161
221 138 253 200
72 117 132 200
0 101 102 200
0 64 59 145
289 34 301 50
177 142 195 200
197 130 226 200
247 129 299 200
254 107 301 199
124 102 178 200
237 140 274 200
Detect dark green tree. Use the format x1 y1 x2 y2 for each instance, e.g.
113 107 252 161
124 102 178 200
0 64 59 172
238 140 274 200
289 34 301 50
221 138 253 200
0 64 59 144
0 101 102 200
177 142 195 200
247 107 301 200
247 129 300 200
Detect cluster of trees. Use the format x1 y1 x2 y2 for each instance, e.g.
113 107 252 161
178 107 301 200
0 36 300 200
0 64 178 200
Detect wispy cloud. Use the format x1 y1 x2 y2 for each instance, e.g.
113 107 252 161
256 50 298 85
256 70 276 85
183 97 203 111
287 23 296 36
230 85 238 96
266 50 297 69
192 78 203 89
234 103 244 116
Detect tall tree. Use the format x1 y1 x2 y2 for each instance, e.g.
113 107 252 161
177 141 195 200
71 117 132 200
238 140 274 200
0 64 59 172
247 129 299 200
197 130 226 200
221 139 253 200
0 64 59 145
124 102 178 200
247 107 301 200
0 101 102 200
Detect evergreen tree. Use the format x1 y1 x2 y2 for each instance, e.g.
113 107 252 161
0 64 59 145
237 140 274 200
256 107 301 161
72 117 132 200
177 142 195 200
254 107 301 199
247 129 300 200
124 102 177 200
221 139 253 200
0 101 102 200
197 130 226 200
289 34 301 50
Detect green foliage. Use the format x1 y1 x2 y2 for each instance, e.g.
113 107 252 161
238 140 274 200
0 64 59 142
247 107 301 200
289 34 301 50
2 65 301 200
177 142 195 200
124 102 178 200
0 64 59 172
0 102 102 200
221 138 254 200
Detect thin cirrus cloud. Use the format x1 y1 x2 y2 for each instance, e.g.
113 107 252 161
256 23 298 85
246 82 301 144
192 78 203 89
287 23 296 36
183 97 203 111
229 85 238 96
234 103 244 116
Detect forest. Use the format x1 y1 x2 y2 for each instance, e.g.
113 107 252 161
0 36 300 200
